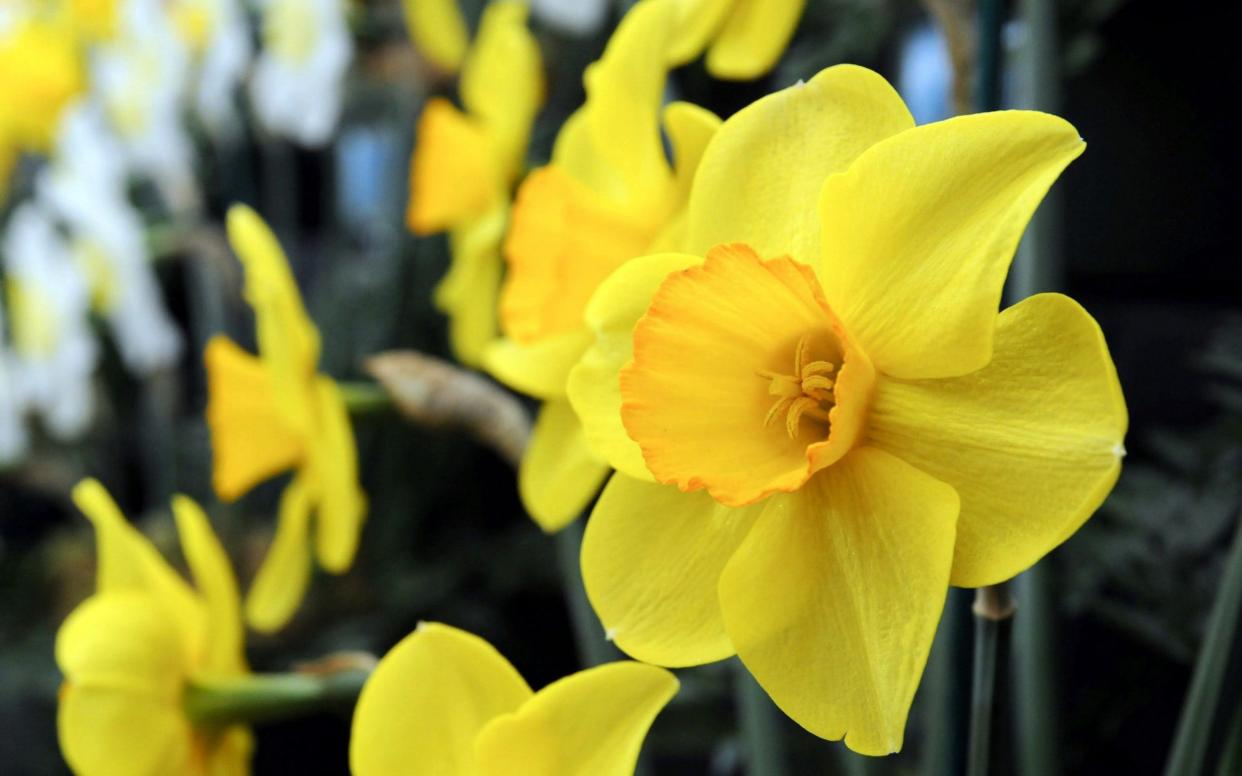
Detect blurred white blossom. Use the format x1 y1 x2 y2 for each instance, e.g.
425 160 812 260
250 0 353 147
1 203 97 442
531 0 612 36
93 0 197 210
38 103 183 376
172 0 253 138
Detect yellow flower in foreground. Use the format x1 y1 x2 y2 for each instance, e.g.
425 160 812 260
407 0 542 366
402 0 468 73
571 65 1128 754
57 479 252 775
0 16 85 152
669 0 805 79
205 204 366 633
351 622 677 775
484 0 721 530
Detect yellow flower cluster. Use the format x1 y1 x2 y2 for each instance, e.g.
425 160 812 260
48 0 1128 771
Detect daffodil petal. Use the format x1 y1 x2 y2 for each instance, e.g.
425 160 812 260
350 622 532 776
705 0 805 80
172 496 246 677
719 447 959 755
59 685 193 776
668 0 733 65
867 293 1127 587
204 336 305 502
407 98 500 235
71 479 205 665
437 209 507 367
244 476 313 633
475 661 678 776
664 101 722 206
56 594 194 775
205 727 254 776
568 253 703 480
310 376 367 574
620 245 839 506
520 399 610 532
227 204 321 427
484 329 594 400
402 0 468 73
582 473 763 665
56 593 186 697
461 1 543 176
581 0 677 209
818 111 1085 380
685 65 913 266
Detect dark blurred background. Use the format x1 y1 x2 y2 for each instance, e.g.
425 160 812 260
3 1 1241 773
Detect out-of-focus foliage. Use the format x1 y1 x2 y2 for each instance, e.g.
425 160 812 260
1066 315 1242 664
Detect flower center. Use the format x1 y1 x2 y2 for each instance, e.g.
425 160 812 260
758 334 840 439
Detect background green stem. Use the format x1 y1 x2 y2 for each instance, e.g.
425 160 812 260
1165 511 1242 776
338 381 393 415
185 670 370 727
967 584 1015 776
733 662 789 776
553 519 617 668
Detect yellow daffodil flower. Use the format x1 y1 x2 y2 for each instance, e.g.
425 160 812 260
407 0 542 367
351 622 677 775
205 204 366 633
57 479 252 775
402 0 468 73
669 0 805 79
571 65 1128 755
484 0 722 530
0 15 85 153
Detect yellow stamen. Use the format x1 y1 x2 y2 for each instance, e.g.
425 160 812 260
759 335 838 439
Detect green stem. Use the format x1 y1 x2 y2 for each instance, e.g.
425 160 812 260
1165 513 1242 776
338 381 394 415
966 583 1015 776
553 519 617 668
1217 703 1242 776
184 670 370 727
733 662 789 776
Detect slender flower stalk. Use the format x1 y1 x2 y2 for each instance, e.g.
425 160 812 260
1165 512 1242 776
1010 1 1066 774
965 2 1015 773
185 669 372 727
967 583 1015 776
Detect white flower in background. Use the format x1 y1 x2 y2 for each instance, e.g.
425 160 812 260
251 0 353 147
92 0 197 211
531 0 612 36
1 203 97 441
38 103 183 376
171 0 252 137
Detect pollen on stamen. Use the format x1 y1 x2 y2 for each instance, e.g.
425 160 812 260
759 334 840 439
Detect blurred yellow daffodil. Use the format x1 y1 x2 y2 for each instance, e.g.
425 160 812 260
205 204 366 634
572 65 1128 755
350 622 677 775
407 0 542 366
484 0 721 530
402 0 468 74
0 14 85 153
57 479 252 775
669 0 805 79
